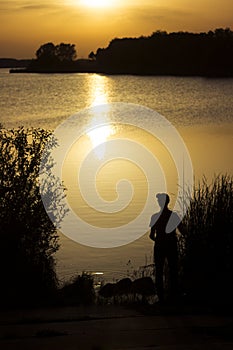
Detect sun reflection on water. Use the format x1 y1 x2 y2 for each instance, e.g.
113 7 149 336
90 74 109 106
85 74 113 158
87 124 115 159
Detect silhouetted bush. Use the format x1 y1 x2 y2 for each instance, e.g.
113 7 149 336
98 276 156 305
60 273 95 305
0 127 66 307
180 175 233 306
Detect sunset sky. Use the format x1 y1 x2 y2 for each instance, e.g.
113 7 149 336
1 0 233 58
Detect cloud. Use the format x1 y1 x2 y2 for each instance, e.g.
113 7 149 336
106 4 197 35
20 4 58 11
0 0 63 12
126 5 193 22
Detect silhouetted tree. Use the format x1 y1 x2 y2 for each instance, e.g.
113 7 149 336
55 43 77 62
29 42 77 72
36 42 77 63
88 51 96 60
36 42 58 65
0 127 67 307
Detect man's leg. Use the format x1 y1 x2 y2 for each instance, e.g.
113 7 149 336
154 246 165 302
167 236 178 301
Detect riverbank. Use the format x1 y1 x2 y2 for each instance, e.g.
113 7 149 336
9 59 99 74
9 67 233 77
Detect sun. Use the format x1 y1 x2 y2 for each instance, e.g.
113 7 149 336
80 0 115 8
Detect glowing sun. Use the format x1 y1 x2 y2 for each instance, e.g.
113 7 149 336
80 0 115 8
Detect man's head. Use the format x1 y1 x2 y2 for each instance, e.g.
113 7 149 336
156 193 170 209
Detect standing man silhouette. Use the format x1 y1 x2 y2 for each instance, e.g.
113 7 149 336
149 193 183 303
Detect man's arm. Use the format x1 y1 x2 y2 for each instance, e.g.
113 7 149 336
149 225 156 241
149 214 157 241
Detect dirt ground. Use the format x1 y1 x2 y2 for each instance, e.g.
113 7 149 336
0 304 233 350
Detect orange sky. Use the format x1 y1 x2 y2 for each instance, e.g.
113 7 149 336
1 0 233 58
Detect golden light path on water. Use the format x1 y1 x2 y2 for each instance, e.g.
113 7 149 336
87 74 114 158
90 74 109 107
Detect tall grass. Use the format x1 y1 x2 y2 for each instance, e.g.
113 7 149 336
180 175 233 305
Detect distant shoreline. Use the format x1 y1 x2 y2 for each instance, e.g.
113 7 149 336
8 68 233 78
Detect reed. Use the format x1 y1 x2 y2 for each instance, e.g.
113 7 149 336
180 175 233 305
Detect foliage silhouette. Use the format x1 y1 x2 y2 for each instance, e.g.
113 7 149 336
9 28 233 76
28 42 78 72
60 272 95 305
0 127 67 307
36 42 58 65
94 28 233 76
180 175 233 306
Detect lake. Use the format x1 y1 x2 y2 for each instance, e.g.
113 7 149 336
0 69 233 283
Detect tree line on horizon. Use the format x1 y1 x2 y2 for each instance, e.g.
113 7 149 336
92 27 233 76
10 27 233 76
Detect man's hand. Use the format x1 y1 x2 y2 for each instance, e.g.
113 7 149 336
149 226 156 241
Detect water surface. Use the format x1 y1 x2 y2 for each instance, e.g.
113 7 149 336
1 69 232 283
